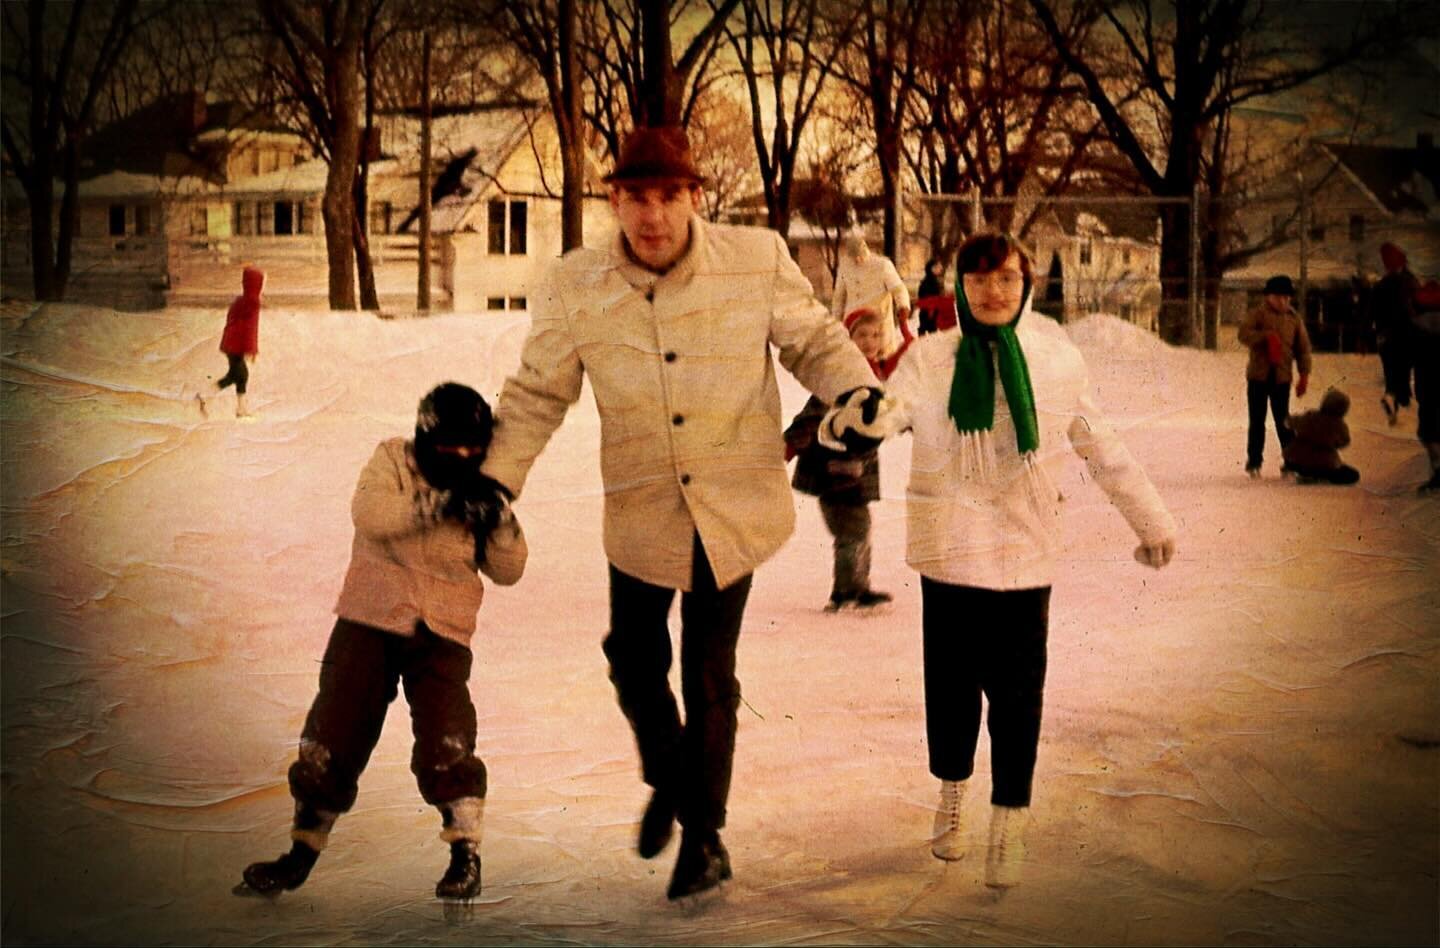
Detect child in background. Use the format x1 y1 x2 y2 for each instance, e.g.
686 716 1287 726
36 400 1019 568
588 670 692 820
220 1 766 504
236 383 526 902
201 265 264 418
785 308 909 611
1283 388 1360 484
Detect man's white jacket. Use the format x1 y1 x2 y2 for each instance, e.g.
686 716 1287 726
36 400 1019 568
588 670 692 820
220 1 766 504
483 218 876 590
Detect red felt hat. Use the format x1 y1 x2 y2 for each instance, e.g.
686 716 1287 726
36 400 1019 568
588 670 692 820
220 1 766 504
603 125 706 185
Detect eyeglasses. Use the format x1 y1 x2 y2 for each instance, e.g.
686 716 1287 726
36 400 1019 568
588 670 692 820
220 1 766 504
962 271 1024 291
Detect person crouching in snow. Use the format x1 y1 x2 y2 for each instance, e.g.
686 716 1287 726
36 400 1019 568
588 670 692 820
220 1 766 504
784 307 910 611
236 383 526 901
204 265 264 418
826 232 1178 888
1283 388 1360 485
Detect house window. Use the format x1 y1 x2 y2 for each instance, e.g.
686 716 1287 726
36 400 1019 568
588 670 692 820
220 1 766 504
1122 248 1131 265
190 207 208 236
1079 240 1093 266
234 201 257 236
274 201 294 235
109 204 126 236
509 296 527 311
488 199 527 255
1308 223 1326 243
1349 214 1365 243
486 297 506 310
509 201 527 254
134 205 151 236
296 201 309 234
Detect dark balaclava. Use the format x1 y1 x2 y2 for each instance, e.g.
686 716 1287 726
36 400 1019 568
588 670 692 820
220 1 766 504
414 382 494 491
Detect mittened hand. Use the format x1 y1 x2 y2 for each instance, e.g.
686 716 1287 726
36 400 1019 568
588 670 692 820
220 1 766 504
1295 374 1308 398
1133 537 1176 569
818 386 900 453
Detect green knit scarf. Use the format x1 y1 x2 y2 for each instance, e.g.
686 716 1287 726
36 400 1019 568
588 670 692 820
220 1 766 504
947 283 1040 455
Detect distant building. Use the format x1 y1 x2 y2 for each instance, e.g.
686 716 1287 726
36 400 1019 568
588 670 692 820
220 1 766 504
1 94 611 312
1223 133 1440 349
1024 202 1163 330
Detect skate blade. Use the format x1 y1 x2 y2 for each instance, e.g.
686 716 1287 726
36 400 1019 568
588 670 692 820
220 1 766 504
231 880 281 899
671 880 729 913
440 897 477 923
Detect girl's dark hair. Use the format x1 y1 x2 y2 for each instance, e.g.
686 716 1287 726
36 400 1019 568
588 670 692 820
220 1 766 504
955 232 1032 282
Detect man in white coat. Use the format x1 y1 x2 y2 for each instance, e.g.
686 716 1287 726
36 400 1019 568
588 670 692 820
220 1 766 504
831 229 911 349
478 125 885 900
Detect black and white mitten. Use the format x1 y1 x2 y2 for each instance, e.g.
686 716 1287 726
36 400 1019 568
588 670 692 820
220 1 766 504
818 386 901 453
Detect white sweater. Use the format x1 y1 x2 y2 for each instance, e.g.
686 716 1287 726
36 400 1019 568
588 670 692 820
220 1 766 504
884 316 1176 590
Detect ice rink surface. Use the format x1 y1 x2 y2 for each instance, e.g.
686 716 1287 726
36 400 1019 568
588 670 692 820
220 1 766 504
2 301 1435 945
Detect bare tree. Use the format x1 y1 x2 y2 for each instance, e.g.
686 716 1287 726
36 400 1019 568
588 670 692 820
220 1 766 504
491 0 586 250
1025 0 1412 346
581 0 739 162
2 0 145 301
687 87 758 222
719 0 860 240
254 0 369 310
833 0 929 258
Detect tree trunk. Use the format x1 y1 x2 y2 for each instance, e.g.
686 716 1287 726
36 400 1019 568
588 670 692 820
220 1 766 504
418 27 432 309
1156 203 1196 346
354 172 379 311
558 0 584 251
55 132 84 298
878 129 901 259
322 15 363 310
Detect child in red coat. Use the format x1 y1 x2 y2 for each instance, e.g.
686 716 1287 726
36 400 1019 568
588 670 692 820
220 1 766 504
202 266 264 418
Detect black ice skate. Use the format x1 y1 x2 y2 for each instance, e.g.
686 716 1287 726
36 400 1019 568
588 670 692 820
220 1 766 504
637 786 676 858
666 830 731 900
235 842 319 896
853 589 893 609
435 841 482 900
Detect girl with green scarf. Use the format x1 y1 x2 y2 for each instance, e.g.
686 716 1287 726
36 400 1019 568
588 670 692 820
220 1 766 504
871 233 1178 889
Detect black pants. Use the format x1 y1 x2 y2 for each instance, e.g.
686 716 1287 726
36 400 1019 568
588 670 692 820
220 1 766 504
1246 379 1293 469
921 579 1050 807
603 535 752 834
1380 338 1413 406
819 498 871 598
217 353 249 395
288 619 487 816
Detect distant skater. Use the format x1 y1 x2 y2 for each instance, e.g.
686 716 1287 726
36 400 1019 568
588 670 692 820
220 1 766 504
1238 275 1312 478
202 265 264 418
1283 389 1360 485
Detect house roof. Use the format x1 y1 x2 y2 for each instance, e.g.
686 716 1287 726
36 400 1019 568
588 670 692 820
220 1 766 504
1319 142 1440 215
79 94 300 182
1039 201 1159 244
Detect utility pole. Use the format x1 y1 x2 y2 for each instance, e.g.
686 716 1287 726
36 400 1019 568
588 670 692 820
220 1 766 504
418 25 433 311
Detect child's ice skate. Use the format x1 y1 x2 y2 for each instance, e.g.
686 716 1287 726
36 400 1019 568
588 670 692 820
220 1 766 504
234 842 319 897
930 778 967 861
984 805 1029 888
435 841 482 900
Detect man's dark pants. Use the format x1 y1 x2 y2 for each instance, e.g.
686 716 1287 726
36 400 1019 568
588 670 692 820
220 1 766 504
603 535 752 834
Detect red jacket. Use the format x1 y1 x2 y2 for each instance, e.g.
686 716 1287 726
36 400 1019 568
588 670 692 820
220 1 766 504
220 266 264 356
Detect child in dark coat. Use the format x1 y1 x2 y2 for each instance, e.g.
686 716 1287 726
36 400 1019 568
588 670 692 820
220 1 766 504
1283 389 1360 484
236 383 527 902
785 308 911 610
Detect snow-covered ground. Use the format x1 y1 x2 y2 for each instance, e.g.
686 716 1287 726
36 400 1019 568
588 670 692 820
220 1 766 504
1 299 1435 946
